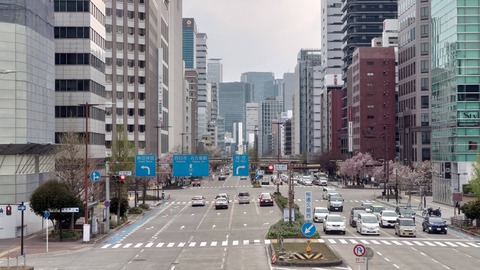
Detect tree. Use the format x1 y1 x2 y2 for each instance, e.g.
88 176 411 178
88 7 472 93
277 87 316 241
109 125 135 217
313 152 344 176
30 180 83 231
338 152 374 185
460 200 480 228
469 156 480 198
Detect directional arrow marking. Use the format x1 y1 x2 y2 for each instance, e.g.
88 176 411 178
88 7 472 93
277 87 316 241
236 165 246 175
304 223 315 234
140 166 151 174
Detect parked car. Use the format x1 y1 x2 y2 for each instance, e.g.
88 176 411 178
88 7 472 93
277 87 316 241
323 214 346 234
327 196 344 212
313 207 329 223
349 207 366 227
259 193 274 206
422 216 447 234
356 213 380 235
191 195 206 206
237 191 250 204
218 174 227 181
378 210 398 228
395 218 416 237
215 198 228 209
395 206 416 222
192 179 201 187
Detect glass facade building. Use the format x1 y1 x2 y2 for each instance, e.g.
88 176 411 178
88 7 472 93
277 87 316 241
431 0 480 204
182 18 196 69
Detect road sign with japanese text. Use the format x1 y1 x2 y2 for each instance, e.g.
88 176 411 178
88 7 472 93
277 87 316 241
233 154 249 176
305 191 312 220
172 154 209 177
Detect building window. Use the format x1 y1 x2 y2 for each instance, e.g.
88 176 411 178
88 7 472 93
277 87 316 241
421 96 429 108
420 42 429 55
422 132 431 144
367 105 374 108
367 72 374 76
420 25 429 37
468 141 478 150
421 113 429 126
421 78 429 91
421 60 429 73
367 61 374 65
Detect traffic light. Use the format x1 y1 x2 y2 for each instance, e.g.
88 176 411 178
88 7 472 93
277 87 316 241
119 174 126 181
264 165 274 175
6 204 12 216
268 165 274 171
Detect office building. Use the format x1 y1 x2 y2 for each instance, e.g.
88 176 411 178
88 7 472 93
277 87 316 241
182 18 197 69
240 72 275 103
259 97 283 157
282 73 295 111
431 0 480 204
246 103 259 147
196 32 209 143
185 69 198 154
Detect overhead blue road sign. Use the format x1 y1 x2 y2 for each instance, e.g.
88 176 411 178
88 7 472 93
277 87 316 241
135 154 157 177
301 221 316 237
90 171 101 182
233 154 249 176
173 154 209 177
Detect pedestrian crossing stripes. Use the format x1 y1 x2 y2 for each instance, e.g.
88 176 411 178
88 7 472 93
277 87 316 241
100 239 479 250
165 199 373 205
191 185 339 189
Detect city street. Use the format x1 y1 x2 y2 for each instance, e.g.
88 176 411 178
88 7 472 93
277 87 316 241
2 177 480 270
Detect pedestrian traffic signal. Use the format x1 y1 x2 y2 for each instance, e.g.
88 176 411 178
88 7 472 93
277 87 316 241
6 205 12 216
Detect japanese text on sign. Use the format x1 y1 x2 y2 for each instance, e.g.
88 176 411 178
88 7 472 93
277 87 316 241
305 191 312 220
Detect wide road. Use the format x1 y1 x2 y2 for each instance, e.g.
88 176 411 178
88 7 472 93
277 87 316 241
23 175 282 270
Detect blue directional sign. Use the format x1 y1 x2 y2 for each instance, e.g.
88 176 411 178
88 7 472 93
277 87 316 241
305 191 313 220
135 154 157 177
89 171 101 182
43 211 50 218
173 154 209 177
18 205 26 211
233 154 249 176
301 221 316 237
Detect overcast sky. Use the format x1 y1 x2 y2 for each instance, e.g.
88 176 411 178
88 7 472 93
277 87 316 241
183 0 321 82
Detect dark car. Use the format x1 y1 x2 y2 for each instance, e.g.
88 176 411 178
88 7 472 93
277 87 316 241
218 174 227 181
259 193 274 206
396 206 416 222
192 180 201 187
422 216 447 234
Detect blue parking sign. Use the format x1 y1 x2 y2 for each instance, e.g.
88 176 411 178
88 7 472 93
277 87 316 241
233 154 249 176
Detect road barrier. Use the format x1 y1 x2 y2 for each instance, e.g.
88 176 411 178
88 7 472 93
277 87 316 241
271 252 277 264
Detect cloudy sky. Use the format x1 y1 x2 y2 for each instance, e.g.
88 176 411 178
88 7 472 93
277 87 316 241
183 0 321 82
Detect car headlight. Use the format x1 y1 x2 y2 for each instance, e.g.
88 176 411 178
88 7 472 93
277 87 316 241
429 227 432 230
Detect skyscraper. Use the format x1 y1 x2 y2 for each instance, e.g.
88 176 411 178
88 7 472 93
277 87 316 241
431 0 480 204
282 73 295 111
196 32 209 143
183 18 197 69
240 72 275 103
259 97 284 156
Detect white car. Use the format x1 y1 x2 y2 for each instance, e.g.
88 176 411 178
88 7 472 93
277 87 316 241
313 207 329 223
356 213 380 235
323 214 346 234
191 195 206 206
379 210 398 228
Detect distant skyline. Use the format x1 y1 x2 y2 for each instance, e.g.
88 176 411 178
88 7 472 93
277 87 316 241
183 0 322 82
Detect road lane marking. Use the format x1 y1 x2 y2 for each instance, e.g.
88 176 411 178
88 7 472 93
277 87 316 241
413 241 425 246
381 240 391 245
444 242 458 247
265 240 271 244
167 242 175 247
178 242 185 247
145 243 153 248
328 239 336 244
233 241 239 246
391 241 402 246
243 240 249 245
200 242 207 247
318 239 325 243
423 241 435 247
254 240 260 245
466 242 480 247
134 243 143 248
349 239 358 244
455 242 469 247
402 241 413 246
393 264 400 269
112 244 122 248
123 243 132 248
101 244 111 249
340 239 348 244
222 241 228 246
156 243 164 247
360 240 369 244
371 240 380 245
189 242 196 247
211 241 217 246
434 241 446 247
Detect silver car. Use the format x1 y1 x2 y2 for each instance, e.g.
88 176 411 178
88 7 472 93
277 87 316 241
313 207 329 223
191 195 206 206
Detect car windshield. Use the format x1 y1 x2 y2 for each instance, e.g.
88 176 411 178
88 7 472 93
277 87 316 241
382 211 397 217
362 216 378 223
315 208 328 213
330 197 342 201
239 192 249 196
400 219 415 226
216 198 227 202
328 216 343 222
353 210 365 216
372 206 385 212
192 196 203 200
429 217 444 223
399 208 414 214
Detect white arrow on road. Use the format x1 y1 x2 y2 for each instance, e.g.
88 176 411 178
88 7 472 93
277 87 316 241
180 225 185 230
140 165 150 175
212 225 216 229
236 165 246 175
304 223 315 234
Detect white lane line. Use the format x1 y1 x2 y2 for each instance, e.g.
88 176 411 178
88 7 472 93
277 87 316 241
423 241 435 247
222 241 228 246
134 243 143 248
318 239 325 243
167 242 175 247
328 239 337 244
434 241 447 247
402 241 414 246
211 241 217 246
200 242 207 247
413 241 425 246
145 243 154 248
381 240 392 245
455 242 469 247
265 239 271 244
444 242 458 247
466 242 480 247
233 240 239 246
392 241 402 246
349 239 358 244
189 242 196 247
156 243 164 247
123 243 132 248
254 240 261 245
360 240 369 244
393 264 400 269
371 240 380 245
112 244 122 249
340 239 348 244
178 242 185 247
243 240 249 245
101 244 111 249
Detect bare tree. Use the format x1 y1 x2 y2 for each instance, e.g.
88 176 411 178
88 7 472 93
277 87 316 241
55 130 86 198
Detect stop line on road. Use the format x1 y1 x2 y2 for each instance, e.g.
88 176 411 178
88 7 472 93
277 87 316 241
321 238 480 248
100 239 272 249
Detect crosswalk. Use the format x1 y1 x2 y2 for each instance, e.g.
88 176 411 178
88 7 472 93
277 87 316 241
99 238 480 250
192 184 336 189
321 238 480 248
166 199 373 205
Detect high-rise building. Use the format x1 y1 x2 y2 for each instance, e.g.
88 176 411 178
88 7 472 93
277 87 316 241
246 103 259 148
294 49 322 157
196 32 209 143
182 18 197 69
282 73 295 111
208 58 223 84
398 0 432 165
259 97 284 157
0 0 56 239
431 0 479 205
240 72 275 103
185 69 198 154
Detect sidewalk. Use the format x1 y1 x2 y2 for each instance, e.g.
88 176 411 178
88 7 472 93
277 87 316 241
0 198 164 260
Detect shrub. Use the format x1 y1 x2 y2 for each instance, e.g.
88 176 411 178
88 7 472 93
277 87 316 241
139 203 150 210
138 194 160 200
109 220 118 229
110 197 129 217
128 207 143 214
50 230 81 240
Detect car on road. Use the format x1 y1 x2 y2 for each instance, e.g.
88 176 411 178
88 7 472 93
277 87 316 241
361 202 373 213
313 207 329 223
327 196 344 212
192 179 201 187
237 191 250 204
356 213 380 235
318 177 328 186
259 193 274 206
378 210 398 228
261 176 270 185
422 216 447 234
191 195 206 206
215 197 228 209
395 206 416 222
368 205 386 219
302 175 313 186
218 174 227 181
240 176 248 180
395 218 416 237
349 207 366 227
323 214 346 234
215 193 229 202
322 187 337 199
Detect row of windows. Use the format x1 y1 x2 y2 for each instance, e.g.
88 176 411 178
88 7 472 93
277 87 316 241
54 1 105 24
106 25 146 36
55 106 105 122
54 27 105 48
105 92 146 101
105 58 145 68
105 42 146 52
105 124 146 133
55 132 105 146
55 53 105 73
106 8 145 20
106 75 146 84
55 79 106 97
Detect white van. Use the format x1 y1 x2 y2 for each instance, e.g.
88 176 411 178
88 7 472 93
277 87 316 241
302 175 313 186
322 187 337 200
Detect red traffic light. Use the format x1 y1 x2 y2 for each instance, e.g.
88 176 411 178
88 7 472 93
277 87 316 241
119 174 126 181
268 165 274 171
6 204 12 216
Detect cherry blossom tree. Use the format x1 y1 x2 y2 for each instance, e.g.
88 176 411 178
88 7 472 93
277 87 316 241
338 152 374 185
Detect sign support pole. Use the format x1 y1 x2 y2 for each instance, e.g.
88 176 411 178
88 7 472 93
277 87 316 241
106 161 110 233
20 202 24 256
46 217 49 253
